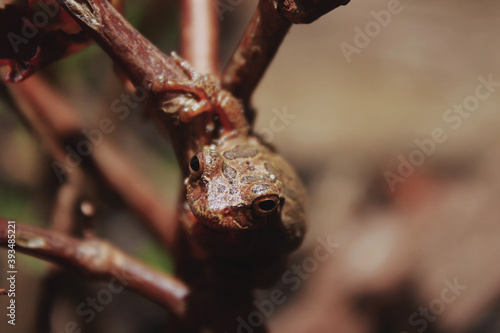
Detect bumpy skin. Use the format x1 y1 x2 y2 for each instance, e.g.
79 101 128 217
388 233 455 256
177 132 306 292
186 132 305 246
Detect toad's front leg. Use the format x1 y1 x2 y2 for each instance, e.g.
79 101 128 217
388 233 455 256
160 55 250 133
161 83 248 133
159 78 213 119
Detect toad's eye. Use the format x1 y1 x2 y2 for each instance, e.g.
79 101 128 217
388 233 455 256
189 153 204 179
253 196 280 216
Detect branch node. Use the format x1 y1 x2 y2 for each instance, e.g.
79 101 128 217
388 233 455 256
273 0 350 24
17 232 47 249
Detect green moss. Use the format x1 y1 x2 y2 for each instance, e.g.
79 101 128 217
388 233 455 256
0 184 40 226
136 242 175 273
124 2 148 27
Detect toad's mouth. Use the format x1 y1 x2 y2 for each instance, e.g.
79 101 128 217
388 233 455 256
190 208 254 231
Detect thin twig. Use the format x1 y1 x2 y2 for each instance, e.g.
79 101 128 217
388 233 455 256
221 0 350 120
6 77 82 164
0 217 189 316
181 0 219 74
6 76 86 233
50 183 83 233
221 0 291 123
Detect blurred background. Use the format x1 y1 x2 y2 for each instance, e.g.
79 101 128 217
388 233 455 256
1 0 500 332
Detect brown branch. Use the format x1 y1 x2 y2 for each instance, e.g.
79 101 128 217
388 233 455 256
181 0 219 74
91 140 178 245
56 0 188 89
274 0 350 24
221 0 290 122
50 183 83 233
7 76 176 248
0 217 189 316
5 76 86 233
5 77 82 165
54 0 220 174
221 0 350 119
